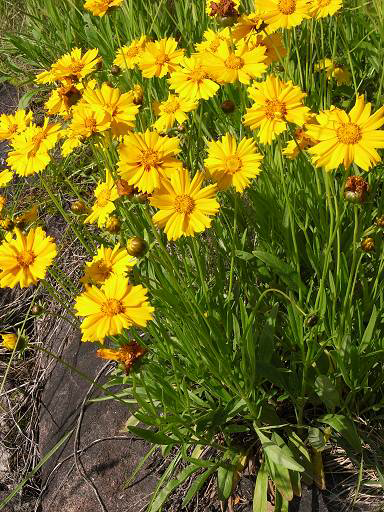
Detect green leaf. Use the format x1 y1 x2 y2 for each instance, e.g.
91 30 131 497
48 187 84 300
253 461 268 512
265 456 293 502
126 426 176 445
235 250 256 261
18 88 41 109
360 305 378 353
255 429 304 472
319 414 362 453
258 304 279 364
308 427 327 452
183 464 218 507
217 463 235 500
150 464 198 512
314 375 340 412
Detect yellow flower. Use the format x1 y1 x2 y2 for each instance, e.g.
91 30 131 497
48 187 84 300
282 116 319 159
243 75 310 144
84 169 119 227
307 95 384 171
117 130 182 193
14 205 39 227
0 227 57 288
97 341 146 374
254 0 310 30
69 104 110 138
152 94 198 132
315 59 351 85
1 333 18 350
44 84 82 117
205 134 263 192
0 110 33 141
61 132 83 157
81 243 136 284
333 66 351 86
49 48 101 83
7 119 61 176
232 12 272 41
82 83 139 136
168 56 220 101
84 0 123 16
0 170 13 187
206 0 240 17
239 32 286 65
131 84 144 105
139 38 184 78
114 35 148 69
150 168 220 241
0 195 5 214
195 28 231 56
74 275 154 343
309 0 342 18
204 43 267 84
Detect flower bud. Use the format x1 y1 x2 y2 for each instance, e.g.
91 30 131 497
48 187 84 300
132 85 144 106
116 179 135 197
70 200 88 214
110 65 121 76
127 236 147 257
105 216 121 233
344 176 369 204
306 314 318 327
376 216 384 228
31 304 44 315
95 59 103 71
361 237 375 252
220 100 236 114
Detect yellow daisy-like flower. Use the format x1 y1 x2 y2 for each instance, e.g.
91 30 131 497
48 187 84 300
82 83 139 137
309 0 342 18
239 32 286 66
307 95 384 171
69 104 111 138
205 134 263 192
117 130 182 194
61 131 83 157
49 48 101 83
0 195 5 213
139 38 184 78
168 56 220 101
243 75 310 144
97 341 146 374
152 94 198 132
0 170 13 187
254 0 310 30
74 275 154 343
7 119 61 176
194 28 231 56
114 35 148 70
204 43 267 85
0 110 33 141
1 333 18 350
0 227 57 288
232 12 272 41
315 59 351 85
44 84 83 118
150 168 220 241
81 243 136 285
84 0 123 16
85 170 119 227
206 0 240 17
282 115 319 159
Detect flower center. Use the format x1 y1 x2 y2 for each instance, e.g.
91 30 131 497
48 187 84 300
85 117 97 131
174 194 195 214
225 155 242 174
336 122 361 145
101 298 125 317
156 54 170 66
318 0 331 5
9 124 17 134
126 46 140 58
96 189 111 207
163 99 180 114
96 261 112 280
277 0 296 14
265 99 287 120
140 149 160 170
17 250 35 267
209 40 221 52
189 67 207 83
70 62 84 74
31 132 45 147
225 54 244 70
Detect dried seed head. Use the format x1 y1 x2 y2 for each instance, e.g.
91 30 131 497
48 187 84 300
344 176 369 204
116 179 135 197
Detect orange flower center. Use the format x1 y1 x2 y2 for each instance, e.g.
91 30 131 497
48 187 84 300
31 131 45 147
96 188 111 207
318 0 331 5
225 155 242 174
189 67 207 83
70 61 84 74
125 45 140 58
174 194 195 214
163 98 180 114
209 40 221 52
336 122 361 145
85 117 97 131
277 0 296 14
156 54 170 66
101 298 125 316
9 124 17 134
140 149 160 170
17 250 35 268
225 54 244 70
95 261 112 280
265 99 287 120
